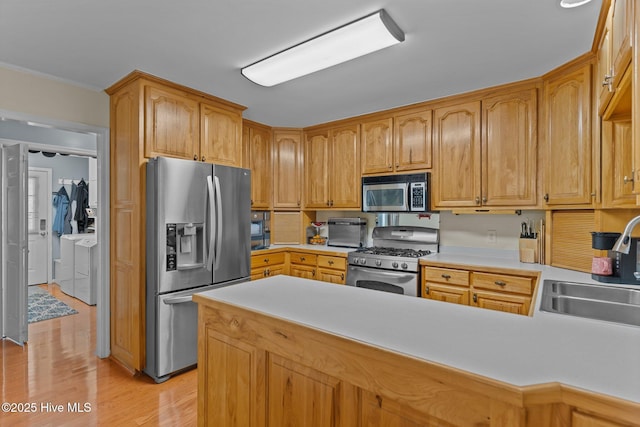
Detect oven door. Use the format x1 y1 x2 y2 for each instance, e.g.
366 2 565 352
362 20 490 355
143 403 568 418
362 182 408 212
346 265 418 296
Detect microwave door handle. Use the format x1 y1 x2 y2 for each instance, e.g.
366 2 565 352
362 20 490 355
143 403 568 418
206 175 215 271
214 175 223 270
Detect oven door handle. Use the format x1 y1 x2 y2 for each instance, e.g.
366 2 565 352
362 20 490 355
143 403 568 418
348 265 416 279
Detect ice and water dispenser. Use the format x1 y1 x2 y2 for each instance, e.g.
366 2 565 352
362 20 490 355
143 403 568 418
165 223 205 271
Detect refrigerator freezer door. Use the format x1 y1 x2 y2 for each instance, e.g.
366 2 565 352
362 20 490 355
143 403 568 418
211 164 251 284
147 157 214 294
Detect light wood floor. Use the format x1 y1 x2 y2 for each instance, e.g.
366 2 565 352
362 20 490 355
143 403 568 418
1 284 197 426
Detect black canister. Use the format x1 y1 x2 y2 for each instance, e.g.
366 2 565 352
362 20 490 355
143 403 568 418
591 232 621 250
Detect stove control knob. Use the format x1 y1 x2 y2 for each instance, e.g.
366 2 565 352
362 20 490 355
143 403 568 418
392 262 399 269
375 260 382 266
401 263 408 270
360 258 367 265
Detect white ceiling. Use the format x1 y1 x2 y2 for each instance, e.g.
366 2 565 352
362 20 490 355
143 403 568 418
0 0 602 128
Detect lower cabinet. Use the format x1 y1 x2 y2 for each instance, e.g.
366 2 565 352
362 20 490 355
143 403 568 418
288 251 318 280
422 265 536 316
317 255 347 284
251 252 286 280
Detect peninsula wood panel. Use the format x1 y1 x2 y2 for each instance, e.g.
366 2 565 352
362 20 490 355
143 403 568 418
243 121 272 209
433 101 482 208
361 117 393 175
482 88 537 206
200 102 242 166
543 62 593 206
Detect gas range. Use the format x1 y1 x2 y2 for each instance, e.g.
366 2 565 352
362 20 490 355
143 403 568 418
347 226 439 273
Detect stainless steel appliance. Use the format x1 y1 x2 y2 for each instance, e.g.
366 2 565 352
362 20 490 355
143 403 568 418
251 211 271 250
362 173 430 213
145 157 251 382
346 226 438 296
327 217 367 248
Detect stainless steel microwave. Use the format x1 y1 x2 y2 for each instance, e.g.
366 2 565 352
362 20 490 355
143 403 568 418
362 173 430 212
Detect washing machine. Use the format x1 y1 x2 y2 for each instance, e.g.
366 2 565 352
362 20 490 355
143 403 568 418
57 233 96 300
74 238 98 305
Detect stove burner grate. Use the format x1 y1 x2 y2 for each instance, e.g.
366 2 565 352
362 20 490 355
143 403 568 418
354 247 432 258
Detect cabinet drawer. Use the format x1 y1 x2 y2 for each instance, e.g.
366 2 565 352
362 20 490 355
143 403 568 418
423 267 469 286
317 255 346 270
289 252 317 266
471 272 533 295
251 252 286 268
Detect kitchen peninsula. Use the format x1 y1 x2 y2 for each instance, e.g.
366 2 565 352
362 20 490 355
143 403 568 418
194 275 640 427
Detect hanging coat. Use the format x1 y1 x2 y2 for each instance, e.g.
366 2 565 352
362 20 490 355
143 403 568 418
52 186 70 236
74 179 89 233
64 181 77 234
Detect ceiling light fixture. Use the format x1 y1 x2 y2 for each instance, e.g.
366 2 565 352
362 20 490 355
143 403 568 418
241 10 405 87
559 0 593 8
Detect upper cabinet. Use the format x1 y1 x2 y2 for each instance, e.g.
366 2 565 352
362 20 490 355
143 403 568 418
542 61 593 207
361 110 432 175
243 121 272 209
143 80 245 166
304 124 360 209
273 129 303 209
598 0 633 113
432 86 537 209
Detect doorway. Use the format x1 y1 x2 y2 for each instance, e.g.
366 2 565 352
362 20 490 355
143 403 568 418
0 112 109 358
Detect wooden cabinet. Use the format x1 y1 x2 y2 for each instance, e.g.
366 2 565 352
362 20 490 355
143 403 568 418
288 251 317 280
304 124 360 209
422 264 536 316
433 88 537 209
144 82 244 166
317 255 347 284
106 71 246 372
273 129 303 209
432 101 482 208
634 0 640 197
470 272 533 315
361 110 432 175
393 109 433 171
422 266 470 304
572 411 629 427
200 101 242 166
481 88 537 206
243 121 272 209
251 252 286 280
543 61 593 207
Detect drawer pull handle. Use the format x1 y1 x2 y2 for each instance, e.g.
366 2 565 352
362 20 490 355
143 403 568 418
263 258 269 263
441 274 451 280
328 260 334 266
340 273 344 281
425 286 430 295
495 281 507 287
300 257 305 261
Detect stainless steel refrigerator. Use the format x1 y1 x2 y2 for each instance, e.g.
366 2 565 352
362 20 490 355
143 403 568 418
145 156 251 382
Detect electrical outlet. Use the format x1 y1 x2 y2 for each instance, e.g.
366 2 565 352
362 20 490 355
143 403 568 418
487 230 497 243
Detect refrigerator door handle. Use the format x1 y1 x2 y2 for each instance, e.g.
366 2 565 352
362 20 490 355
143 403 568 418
206 175 216 271
214 175 223 270
162 295 193 305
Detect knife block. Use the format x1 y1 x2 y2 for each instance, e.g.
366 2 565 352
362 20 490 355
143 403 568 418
519 238 539 263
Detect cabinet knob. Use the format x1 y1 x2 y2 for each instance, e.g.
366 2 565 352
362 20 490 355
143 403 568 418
624 175 635 184
201 156 206 162
326 200 331 206
340 273 344 281
473 293 478 303
475 196 481 205
482 196 487 203
328 260 334 266
441 274 451 280
193 154 198 161
543 193 549 202
312 269 316 277
425 286 430 295
494 281 507 287
388 164 392 169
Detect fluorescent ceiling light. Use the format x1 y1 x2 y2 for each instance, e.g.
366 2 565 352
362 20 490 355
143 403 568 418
560 0 593 8
241 10 405 87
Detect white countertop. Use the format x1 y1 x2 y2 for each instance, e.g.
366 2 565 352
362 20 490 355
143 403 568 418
197 268 640 403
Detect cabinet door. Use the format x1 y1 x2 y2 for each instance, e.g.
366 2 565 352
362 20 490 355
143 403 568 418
304 130 331 209
245 124 272 209
611 0 633 81
200 102 242 166
144 84 199 160
543 64 592 206
433 101 482 208
289 264 316 280
394 109 432 171
572 411 627 427
482 89 537 206
423 282 470 305
317 268 345 285
597 4 613 110
471 290 530 315
361 117 394 175
602 117 635 207
330 124 361 208
268 355 358 427
273 130 302 209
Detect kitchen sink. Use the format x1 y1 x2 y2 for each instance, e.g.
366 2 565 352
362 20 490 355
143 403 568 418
540 280 640 327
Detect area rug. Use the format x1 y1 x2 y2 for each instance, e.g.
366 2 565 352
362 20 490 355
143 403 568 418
28 291 78 323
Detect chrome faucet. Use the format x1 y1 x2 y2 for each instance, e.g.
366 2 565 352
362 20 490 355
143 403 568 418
612 215 640 254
